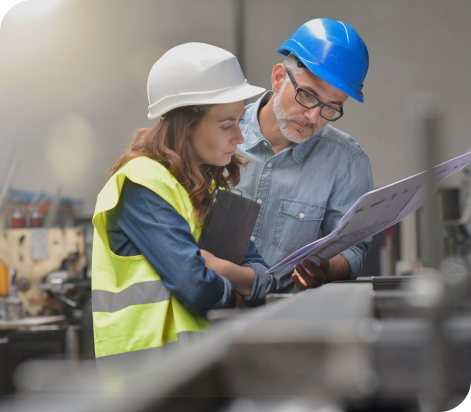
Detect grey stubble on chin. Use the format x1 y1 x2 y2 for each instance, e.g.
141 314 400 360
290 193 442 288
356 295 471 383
273 86 320 144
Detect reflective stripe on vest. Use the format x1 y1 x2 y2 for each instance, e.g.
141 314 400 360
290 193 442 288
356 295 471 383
92 280 170 313
92 156 208 363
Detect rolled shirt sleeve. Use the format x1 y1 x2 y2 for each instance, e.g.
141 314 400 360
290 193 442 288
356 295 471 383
241 240 275 307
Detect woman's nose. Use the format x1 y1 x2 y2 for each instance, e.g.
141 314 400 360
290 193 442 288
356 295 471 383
232 126 244 145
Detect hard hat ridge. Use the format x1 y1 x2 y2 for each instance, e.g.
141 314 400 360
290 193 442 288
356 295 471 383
147 43 265 119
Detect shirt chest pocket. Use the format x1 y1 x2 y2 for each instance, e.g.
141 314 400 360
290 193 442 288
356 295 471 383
272 199 325 255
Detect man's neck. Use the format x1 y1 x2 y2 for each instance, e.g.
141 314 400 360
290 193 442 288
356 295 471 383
258 95 293 154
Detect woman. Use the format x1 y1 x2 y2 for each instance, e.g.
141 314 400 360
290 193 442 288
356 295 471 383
91 43 271 372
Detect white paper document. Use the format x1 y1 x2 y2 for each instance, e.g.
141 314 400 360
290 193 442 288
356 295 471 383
267 152 471 274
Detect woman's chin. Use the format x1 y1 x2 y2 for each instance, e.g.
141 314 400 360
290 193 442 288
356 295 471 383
212 156 232 167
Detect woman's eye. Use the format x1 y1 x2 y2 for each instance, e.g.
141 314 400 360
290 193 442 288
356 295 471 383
222 125 232 130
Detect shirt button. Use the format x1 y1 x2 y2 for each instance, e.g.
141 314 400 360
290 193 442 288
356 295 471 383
257 199 262 205
299 213 305 219
250 236 255 242
263 141 268 146
267 162 273 168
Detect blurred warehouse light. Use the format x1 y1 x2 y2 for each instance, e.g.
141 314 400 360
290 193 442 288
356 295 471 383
0 0 64 28
44 113 97 187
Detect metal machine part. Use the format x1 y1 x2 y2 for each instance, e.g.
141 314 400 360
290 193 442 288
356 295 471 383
16 277 30 293
0 227 87 315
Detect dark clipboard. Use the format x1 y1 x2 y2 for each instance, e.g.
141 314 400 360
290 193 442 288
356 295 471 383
198 189 261 265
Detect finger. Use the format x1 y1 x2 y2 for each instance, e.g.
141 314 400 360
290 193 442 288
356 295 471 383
292 271 309 290
302 259 326 284
302 258 321 273
295 264 319 288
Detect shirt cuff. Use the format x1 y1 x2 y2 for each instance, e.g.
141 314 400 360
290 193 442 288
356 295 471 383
210 276 237 310
341 248 362 280
242 262 277 306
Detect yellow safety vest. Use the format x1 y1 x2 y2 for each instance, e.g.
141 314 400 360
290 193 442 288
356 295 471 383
92 156 208 372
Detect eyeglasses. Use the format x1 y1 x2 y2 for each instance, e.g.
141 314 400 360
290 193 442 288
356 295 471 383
286 69 344 122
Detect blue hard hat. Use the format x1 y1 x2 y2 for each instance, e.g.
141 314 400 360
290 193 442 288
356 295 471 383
277 18 369 102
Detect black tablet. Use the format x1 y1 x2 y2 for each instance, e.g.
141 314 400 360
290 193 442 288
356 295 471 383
198 189 261 265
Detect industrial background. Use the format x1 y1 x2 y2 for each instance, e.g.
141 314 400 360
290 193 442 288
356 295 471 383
0 1 471 411
1 0 471 264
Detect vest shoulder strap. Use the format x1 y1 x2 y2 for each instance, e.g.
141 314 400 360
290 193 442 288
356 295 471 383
93 156 192 245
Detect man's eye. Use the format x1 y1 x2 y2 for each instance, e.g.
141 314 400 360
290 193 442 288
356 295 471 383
301 91 316 102
222 125 232 130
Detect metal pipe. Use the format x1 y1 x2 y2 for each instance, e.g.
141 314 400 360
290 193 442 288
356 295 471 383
44 186 61 228
0 157 20 226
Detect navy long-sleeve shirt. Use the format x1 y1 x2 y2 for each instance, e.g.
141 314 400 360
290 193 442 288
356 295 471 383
106 178 271 314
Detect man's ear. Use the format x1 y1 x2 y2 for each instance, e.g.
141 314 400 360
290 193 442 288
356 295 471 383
271 64 286 93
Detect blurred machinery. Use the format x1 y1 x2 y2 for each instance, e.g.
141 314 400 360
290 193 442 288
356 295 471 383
0 158 92 396
0 262 469 412
0 227 88 316
0 156 89 313
442 167 471 259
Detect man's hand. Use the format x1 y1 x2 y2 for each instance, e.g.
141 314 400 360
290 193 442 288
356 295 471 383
292 259 330 290
292 254 352 291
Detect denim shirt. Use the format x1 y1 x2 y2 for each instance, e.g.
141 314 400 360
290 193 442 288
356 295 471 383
234 92 374 293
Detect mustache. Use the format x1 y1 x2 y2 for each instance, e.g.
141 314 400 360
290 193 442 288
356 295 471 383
289 116 316 130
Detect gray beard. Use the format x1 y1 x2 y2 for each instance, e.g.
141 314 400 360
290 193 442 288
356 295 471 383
273 86 322 144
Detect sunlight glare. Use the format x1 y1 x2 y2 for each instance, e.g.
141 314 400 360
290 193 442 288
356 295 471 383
0 0 64 28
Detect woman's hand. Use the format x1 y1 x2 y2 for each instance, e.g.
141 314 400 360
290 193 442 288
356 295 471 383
200 249 255 297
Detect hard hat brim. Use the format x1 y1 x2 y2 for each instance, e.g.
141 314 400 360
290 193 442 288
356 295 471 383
277 43 365 103
148 81 266 120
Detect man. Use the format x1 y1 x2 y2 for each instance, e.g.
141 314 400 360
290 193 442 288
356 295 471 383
234 18 374 303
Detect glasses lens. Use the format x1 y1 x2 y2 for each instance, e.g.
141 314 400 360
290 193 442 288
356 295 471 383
295 89 343 121
296 90 318 107
320 106 341 120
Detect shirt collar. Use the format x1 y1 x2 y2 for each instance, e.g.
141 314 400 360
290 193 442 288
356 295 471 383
242 91 273 151
242 91 314 165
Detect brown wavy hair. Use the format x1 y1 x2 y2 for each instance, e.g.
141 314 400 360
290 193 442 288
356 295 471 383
107 106 246 225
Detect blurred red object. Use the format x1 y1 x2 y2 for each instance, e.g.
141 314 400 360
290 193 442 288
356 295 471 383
10 209 25 228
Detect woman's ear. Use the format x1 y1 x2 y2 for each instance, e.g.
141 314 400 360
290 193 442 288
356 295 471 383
271 64 286 93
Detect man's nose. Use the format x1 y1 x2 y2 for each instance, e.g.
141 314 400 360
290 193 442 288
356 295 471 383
304 105 322 123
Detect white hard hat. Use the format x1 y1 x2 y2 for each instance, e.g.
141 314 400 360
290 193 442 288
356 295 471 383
147 43 266 119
